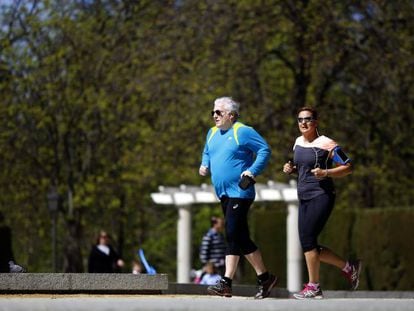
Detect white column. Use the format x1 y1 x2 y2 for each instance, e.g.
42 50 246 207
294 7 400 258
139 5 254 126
177 204 192 283
287 201 302 292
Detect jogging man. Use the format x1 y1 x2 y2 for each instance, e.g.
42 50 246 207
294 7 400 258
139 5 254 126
199 97 277 299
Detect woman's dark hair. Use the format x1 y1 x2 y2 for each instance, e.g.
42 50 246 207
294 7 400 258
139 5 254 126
96 230 110 244
297 106 318 120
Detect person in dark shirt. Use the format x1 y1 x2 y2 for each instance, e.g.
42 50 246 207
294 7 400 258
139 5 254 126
0 212 26 273
88 230 125 273
283 107 361 299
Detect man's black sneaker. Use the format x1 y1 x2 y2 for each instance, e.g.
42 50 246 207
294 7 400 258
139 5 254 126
254 274 278 299
207 279 232 297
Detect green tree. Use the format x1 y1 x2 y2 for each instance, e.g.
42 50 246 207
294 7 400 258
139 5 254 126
0 0 413 281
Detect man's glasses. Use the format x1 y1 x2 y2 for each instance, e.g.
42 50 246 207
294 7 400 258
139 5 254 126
297 117 315 124
211 110 226 117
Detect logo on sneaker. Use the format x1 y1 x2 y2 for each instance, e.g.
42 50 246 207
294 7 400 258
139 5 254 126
232 204 239 209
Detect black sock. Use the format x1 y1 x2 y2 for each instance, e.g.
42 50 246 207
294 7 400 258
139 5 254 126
222 276 232 287
257 271 269 283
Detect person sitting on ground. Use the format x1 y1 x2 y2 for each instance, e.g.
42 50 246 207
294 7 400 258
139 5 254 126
200 261 222 285
132 260 143 274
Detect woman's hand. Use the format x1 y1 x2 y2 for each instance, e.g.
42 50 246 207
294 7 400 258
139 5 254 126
310 167 328 179
283 161 296 175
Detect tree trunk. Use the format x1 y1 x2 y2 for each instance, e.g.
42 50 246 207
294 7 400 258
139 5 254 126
63 217 84 272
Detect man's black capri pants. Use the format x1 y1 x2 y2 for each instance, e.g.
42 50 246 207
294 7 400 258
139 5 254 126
220 196 258 256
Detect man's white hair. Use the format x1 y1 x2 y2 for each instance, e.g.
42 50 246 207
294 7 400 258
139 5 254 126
214 97 240 116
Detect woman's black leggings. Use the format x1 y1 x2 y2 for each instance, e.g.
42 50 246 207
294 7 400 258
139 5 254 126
299 192 336 252
220 196 258 256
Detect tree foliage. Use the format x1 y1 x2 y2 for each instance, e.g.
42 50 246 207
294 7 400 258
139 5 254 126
0 0 413 276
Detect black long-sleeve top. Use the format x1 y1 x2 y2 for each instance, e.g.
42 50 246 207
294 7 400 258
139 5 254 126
88 244 121 273
0 225 14 272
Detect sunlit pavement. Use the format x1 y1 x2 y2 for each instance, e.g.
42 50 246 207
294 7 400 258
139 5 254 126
0 294 413 311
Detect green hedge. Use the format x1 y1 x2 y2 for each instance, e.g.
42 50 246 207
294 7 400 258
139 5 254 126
249 207 414 290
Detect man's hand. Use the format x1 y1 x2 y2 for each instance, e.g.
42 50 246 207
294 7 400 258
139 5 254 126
240 170 255 180
199 165 209 176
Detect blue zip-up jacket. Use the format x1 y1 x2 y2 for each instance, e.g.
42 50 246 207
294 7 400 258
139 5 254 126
201 122 271 199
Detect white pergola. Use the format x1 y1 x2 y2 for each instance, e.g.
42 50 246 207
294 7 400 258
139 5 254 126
151 180 302 292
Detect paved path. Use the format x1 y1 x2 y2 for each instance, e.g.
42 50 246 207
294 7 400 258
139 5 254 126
0 294 413 311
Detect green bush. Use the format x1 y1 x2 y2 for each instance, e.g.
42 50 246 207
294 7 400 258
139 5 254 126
250 206 414 290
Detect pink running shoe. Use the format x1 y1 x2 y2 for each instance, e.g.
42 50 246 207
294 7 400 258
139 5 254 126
342 260 362 290
293 283 323 300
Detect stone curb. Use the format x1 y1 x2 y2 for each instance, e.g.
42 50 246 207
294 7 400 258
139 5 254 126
0 273 168 294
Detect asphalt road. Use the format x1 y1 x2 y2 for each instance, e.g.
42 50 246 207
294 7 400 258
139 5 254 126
0 294 413 311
